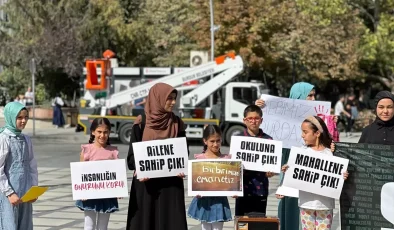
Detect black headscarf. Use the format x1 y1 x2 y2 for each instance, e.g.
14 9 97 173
374 91 394 128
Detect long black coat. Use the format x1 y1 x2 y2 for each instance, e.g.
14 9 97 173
126 118 189 230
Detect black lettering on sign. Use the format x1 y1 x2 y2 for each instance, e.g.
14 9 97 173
292 168 320 183
236 152 260 163
167 157 185 172
146 144 175 157
294 153 344 175
261 155 277 165
321 175 340 189
139 159 165 171
81 172 117 182
240 141 275 153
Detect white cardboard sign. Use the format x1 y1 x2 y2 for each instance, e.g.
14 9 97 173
229 136 282 173
260 94 331 148
70 159 129 200
282 147 349 199
132 137 189 179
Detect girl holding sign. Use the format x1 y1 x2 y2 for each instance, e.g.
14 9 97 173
75 117 120 230
187 125 232 230
282 116 348 230
257 82 337 230
0 102 38 230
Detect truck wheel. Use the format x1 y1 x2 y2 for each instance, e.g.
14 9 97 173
119 124 133 145
225 125 244 145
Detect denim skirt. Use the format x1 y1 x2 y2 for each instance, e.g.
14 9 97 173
76 198 119 213
187 197 232 223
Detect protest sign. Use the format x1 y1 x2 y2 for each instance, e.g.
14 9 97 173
282 147 349 199
336 142 394 230
70 159 128 200
259 94 331 148
132 137 188 179
188 159 243 197
230 136 282 173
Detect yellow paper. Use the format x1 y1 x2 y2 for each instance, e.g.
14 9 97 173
21 186 48 202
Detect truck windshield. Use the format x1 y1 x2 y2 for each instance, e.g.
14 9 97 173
233 86 258 105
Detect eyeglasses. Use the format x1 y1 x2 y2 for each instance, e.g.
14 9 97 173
244 117 262 122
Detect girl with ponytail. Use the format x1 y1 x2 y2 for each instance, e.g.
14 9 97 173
75 117 120 230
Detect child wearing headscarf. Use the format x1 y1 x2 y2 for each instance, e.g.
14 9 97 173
0 102 38 230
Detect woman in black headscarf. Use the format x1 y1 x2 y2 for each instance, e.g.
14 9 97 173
359 91 394 144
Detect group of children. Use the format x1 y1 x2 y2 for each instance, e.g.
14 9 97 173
187 105 348 230
0 100 346 230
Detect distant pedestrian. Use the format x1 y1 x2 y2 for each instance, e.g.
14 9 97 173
0 102 38 230
24 87 34 107
51 93 65 128
75 117 120 230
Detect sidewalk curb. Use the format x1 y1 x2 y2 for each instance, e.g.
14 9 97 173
29 132 86 142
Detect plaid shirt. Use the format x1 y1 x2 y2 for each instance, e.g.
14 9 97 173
238 129 272 196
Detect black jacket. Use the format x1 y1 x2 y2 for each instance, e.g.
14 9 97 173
359 120 394 145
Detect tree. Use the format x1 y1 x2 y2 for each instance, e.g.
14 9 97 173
351 0 394 91
131 0 199 67
186 0 364 94
0 66 30 98
0 0 137 98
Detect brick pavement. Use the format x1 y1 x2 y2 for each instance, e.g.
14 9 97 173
33 167 343 230
25 127 358 229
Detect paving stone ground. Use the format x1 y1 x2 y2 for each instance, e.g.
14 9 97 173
28 129 358 229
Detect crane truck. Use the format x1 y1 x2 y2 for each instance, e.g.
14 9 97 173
77 51 269 145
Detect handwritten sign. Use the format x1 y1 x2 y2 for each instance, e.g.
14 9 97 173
259 94 331 148
132 137 188 179
70 159 129 200
230 136 282 173
188 159 243 197
282 147 349 199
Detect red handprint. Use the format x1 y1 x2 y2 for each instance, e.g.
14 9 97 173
314 105 330 118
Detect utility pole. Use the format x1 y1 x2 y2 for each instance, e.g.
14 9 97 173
29 58 36 136
209 0 215 110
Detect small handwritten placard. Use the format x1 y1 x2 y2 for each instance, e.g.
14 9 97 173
188 159 243 197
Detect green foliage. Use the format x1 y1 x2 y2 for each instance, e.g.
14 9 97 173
35 83 47 105
296 0 348 26
0 0 393 95
360 14 394 77
0 66 30 98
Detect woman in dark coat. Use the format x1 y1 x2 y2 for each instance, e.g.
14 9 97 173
359 91 394 144
126 83 188 230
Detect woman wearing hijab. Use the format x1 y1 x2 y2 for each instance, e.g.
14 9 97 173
0 102 38 230
358 91 394 144
126 83 188 230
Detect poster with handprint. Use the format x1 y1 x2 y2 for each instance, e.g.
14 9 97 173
259 94 331 148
